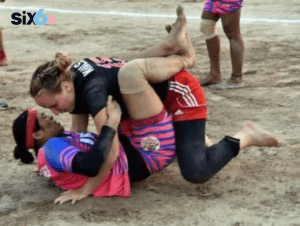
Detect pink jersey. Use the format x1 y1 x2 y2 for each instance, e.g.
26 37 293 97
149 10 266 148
37 131 130 197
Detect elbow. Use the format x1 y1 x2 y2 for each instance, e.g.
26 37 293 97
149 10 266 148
85 165 101 177
87 171 99 177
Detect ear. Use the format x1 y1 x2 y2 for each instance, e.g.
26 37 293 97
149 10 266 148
32 131 44 142
61 81 73 93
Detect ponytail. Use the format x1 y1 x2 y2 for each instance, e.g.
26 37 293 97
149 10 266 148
30 52 73 97
13 146 34 164
55 51 73 72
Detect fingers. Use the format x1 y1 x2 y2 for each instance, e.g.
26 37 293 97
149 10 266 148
107 95 113 106
54 191 77 205
54 195 77 205
54 196 68 205
107 95 121 112
54 191 89 205
113 100 121 112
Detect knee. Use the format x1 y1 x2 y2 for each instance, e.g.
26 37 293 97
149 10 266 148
118 59 143 81
180 167 212 184
223 25 240 40
118 59 150 94
200 19 218 40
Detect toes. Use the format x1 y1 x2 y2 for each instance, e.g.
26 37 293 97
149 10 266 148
177 5 184 16
275 136 284 147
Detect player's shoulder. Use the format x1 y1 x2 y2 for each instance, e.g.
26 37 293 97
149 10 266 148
44 137 70 149
71 58 97 78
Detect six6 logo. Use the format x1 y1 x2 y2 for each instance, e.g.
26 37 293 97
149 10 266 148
11 9 56 25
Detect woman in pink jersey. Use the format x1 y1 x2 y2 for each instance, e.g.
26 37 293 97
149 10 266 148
199 0 245 89
12 97 176 203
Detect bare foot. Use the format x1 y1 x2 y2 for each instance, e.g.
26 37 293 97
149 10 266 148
0 56 7 66
243 122 282 148
200 73 222 86
209 74 245 89
162 5 196 68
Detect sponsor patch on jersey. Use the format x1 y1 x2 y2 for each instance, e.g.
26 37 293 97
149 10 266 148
141 136 160 152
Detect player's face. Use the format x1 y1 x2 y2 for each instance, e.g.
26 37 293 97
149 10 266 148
36 111 64 140
34 82 75 115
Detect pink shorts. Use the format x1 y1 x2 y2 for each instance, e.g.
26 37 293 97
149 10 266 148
203 0 243 14
118 109 176 174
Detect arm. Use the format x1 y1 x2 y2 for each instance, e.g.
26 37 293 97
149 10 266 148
55 96 122 204
78 133 119 194
93 108 108 135
54 131 120 204
71 96 121 177
70 114 89 132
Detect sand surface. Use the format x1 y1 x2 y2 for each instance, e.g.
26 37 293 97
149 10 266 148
0 0 300 225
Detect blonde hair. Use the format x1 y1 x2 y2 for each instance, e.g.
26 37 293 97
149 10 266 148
30 52 73 97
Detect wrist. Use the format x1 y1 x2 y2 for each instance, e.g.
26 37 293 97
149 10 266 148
105 118 119 131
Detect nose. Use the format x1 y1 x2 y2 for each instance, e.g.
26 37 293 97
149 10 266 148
46 115 54 121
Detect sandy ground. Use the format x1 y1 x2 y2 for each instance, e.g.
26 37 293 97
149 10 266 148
0 0 300 225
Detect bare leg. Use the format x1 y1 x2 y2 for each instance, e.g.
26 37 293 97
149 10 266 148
198 11 222 86
0 28 7 66
200 36 222 85
210 10 245 89
234 122 282 149
118 6 196 97
118 5 195 69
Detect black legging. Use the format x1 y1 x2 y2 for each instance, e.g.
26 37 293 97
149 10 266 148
174 120 240 184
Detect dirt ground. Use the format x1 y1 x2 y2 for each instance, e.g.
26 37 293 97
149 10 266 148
0 0 300 225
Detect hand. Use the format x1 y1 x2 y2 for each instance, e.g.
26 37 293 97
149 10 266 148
106 95 122 130
54 188 90 205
